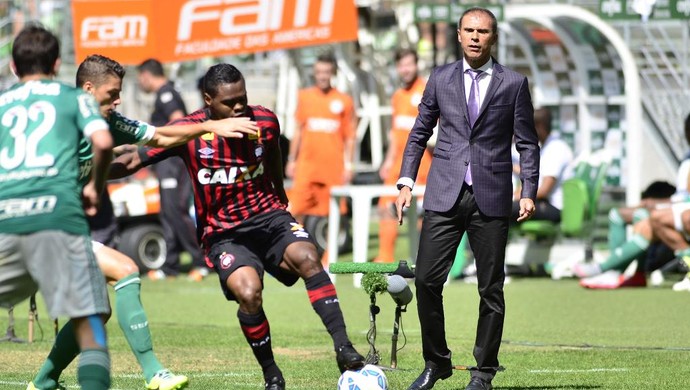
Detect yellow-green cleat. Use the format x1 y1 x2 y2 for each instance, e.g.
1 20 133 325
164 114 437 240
145 369 189 390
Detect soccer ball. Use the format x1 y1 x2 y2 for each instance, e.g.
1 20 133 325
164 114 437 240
337 364 388 390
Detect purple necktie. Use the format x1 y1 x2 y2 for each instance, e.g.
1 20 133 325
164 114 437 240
466 68 483 127
465 69 482 186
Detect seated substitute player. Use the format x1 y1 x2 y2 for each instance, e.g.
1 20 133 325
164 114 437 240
0 26 113 389
573 113 690 289
111 63 365 390
28 54 259 390
649 114 690 291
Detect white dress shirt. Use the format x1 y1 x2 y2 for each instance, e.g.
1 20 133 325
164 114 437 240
397 58 494 191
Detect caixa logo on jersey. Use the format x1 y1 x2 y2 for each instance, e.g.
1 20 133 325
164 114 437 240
80 15 148 48
197 163 264 185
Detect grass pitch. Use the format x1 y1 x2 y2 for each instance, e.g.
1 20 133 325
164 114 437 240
1 274 689 389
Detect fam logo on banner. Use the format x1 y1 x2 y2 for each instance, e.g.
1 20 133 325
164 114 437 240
72 0 154 64
72 0 359 65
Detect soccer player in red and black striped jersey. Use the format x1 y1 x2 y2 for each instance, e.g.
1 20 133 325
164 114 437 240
112 63 364 390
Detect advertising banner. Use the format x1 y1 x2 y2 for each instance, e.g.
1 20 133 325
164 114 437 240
73 0 359 64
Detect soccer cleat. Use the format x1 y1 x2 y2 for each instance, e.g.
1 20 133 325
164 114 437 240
672 276 690 292
187 267 209 282
147 269 167 281
618 272 647 288
649 270 665 287
550 260 575 280
580 270 622 289
145 369 189 390
335 343 365 373
264 375 285 390
573 262 602 278
679 255 690 272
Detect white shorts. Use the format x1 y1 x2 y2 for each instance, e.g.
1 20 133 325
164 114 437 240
91 240 105 253
0 231 110 319
671 202 690 240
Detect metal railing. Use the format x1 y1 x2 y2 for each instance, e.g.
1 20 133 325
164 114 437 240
616 20 690 162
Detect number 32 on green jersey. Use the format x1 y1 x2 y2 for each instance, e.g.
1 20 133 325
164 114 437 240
0 100 57 170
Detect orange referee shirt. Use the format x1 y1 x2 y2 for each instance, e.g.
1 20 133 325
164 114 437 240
387 77 432 185
294 86 355 185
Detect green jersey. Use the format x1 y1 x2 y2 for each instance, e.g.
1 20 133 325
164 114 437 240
0 80 107 235
77 110 155 184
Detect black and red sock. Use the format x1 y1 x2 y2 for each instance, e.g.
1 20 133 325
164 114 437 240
237 309 281 379
305 271 349 347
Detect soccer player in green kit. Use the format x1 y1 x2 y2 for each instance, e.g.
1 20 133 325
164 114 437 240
28 55 259 390
0 25 113 390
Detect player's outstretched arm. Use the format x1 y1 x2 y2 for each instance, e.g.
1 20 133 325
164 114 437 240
146 117 259 148
109 149 143 180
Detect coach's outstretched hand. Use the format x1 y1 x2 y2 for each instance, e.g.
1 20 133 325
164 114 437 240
209 117 260 138
395 186 412 225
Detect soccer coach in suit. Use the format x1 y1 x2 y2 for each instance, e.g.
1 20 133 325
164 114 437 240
395 7 539 390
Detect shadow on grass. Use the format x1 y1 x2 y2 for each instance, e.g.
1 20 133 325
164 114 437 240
494 386 602 390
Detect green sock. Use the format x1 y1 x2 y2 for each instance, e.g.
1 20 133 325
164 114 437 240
114 273 163 381
78 349 110 390
600 234 650 272
607 208 627 251
33 320 80 389
675 248 690 258
632 208 650 224
675 249 690 277
449 233 468 279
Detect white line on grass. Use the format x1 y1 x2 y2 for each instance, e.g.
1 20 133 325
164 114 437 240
0 381 125 390
0 372 322 389
117 372 252 379
529 368 630 374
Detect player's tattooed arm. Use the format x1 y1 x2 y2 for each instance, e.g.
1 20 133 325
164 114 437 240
147 117 259 148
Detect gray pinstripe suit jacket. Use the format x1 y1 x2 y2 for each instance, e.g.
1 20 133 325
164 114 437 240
399 58 540 217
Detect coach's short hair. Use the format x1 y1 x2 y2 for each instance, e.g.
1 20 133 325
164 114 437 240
458 6 498 34
76 54 126 87
138 58 165 77
12 24 60 78
201 63 244 97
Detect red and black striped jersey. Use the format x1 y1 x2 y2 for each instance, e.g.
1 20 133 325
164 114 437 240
138 106 284 247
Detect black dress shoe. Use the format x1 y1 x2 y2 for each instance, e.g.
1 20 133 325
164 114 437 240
465 377 492 390
406 365 453 390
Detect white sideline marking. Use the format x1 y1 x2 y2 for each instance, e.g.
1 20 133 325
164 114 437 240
0 381 124 390
118 372 252 379
530 368 629 373
0 373 266 389
1 372 315 389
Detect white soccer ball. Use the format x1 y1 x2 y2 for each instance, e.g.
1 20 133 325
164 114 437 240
337 364 388 390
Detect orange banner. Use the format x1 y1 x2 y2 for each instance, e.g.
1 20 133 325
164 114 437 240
72 0 359 65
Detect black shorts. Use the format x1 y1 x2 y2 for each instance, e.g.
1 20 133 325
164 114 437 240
207 209 315 301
